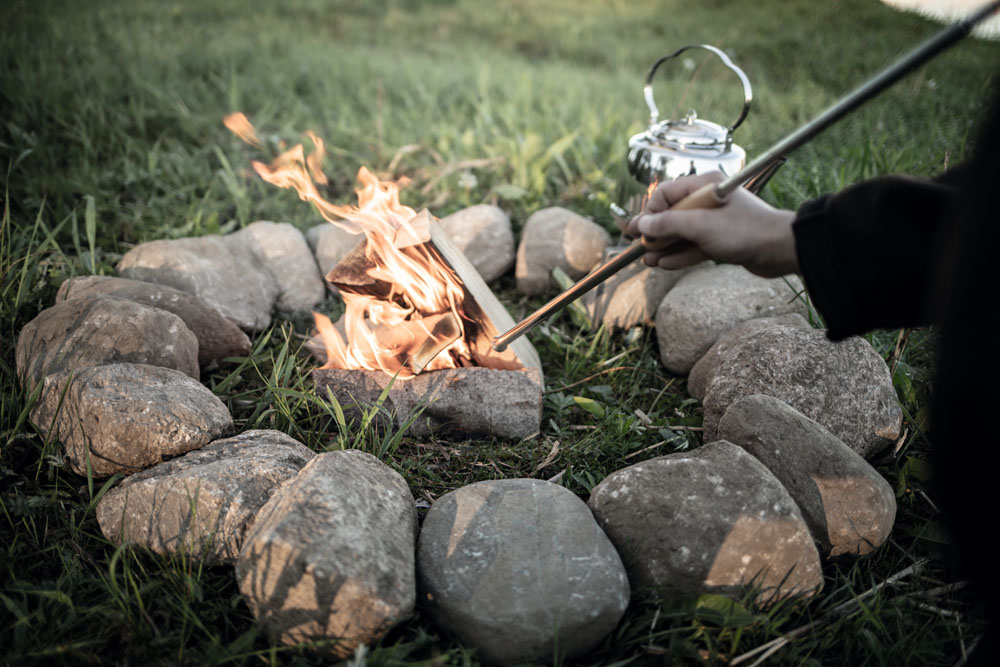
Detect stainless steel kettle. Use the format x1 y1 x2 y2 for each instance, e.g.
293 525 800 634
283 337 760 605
626 44 782 194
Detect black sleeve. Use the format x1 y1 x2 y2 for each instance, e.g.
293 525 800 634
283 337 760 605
791 174 961 340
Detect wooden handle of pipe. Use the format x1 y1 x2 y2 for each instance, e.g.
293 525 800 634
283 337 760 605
640 183 727 252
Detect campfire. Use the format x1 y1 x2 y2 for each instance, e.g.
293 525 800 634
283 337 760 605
225 114 542 437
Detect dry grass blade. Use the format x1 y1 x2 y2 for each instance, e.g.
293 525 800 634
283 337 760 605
633 408 653 425
908 599 960 618
731 558 930 666
625 439 666 459
918 581 970 599
419 157 505 195
954 635 982 667
530 438 560 475
545 366 655 394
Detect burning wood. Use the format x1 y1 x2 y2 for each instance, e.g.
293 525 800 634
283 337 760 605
396 312 462 375
317 310 461 376
226 114 543 436
319 208 540 376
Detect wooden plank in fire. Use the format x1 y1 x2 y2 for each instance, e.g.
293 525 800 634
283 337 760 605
324 209 543 382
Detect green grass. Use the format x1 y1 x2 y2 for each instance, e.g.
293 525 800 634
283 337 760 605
2 0 997 664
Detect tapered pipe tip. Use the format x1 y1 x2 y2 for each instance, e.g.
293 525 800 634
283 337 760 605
491 336 509 352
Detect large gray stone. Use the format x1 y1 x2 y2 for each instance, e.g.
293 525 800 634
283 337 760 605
515 207 611 295
702 325 901 457
236 450 416 659
56 275 251 366
117 235 279 331
16 295 199 392
438 205 515 284
418 479 629 665
313 367 542 439
229 221 326 313
30 363 233 477
588 442 822 606
688 313 812 401
654 264 807 374
306 223 363 279
718 395 897 558
582 250 697 330
96 430 314 563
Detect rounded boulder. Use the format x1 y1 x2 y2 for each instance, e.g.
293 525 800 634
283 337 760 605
588 442 822 606
515 207 611 295
439 204 515 283
418 478 629 665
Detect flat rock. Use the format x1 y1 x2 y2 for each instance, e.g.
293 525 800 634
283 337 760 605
588 441 822 606
438 205 515 284
96 430 314 563
236 450 416 659
418 479 629 665
688 313 812 401
30 363 233 477
306 223 363 278
229 221 326 313
702 325 901 457
16 295 199 392
582 249 698 330
718 395 897 558
56 275 251 366
313 367 543 439
117 235 279 331
515 207 611 295
654 264 807 374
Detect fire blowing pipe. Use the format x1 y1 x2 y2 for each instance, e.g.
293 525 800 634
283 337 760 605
492 0 1000 353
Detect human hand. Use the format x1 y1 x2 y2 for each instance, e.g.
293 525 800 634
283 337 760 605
626 171 799 278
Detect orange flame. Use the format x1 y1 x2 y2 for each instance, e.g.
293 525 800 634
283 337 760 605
227 115 472 378
223 112 262 149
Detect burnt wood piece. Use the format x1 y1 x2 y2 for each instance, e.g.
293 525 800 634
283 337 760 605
324 241 393 298
313 367 542 439
405 311 462 373
365 312 462 375
322 209 543 381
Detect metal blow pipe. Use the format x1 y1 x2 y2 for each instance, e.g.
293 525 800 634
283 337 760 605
492 0 1000 352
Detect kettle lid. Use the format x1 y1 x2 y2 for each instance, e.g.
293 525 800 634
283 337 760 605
652 110 732 152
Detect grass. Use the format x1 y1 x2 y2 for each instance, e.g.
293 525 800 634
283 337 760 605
2 0 998 664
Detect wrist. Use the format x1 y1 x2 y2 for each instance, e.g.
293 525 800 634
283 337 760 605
750 209 799 277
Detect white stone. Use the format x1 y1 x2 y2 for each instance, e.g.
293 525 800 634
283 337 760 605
439 205 515 283
229 221 326 312
515 207 611 295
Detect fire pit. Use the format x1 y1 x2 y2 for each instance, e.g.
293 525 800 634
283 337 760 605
226 115 544 438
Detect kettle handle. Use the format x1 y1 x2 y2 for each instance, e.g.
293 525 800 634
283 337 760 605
644 44 753 138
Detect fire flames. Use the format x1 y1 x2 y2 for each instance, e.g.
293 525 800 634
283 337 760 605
224 113 474 378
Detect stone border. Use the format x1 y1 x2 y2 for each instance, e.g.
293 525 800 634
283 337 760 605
17 215 901 663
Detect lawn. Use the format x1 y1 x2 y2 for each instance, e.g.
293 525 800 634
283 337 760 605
2 0 998 664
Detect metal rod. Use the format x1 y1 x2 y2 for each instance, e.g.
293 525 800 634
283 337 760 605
492 243 646 351
492 0 1000 352
717 0 1000 199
